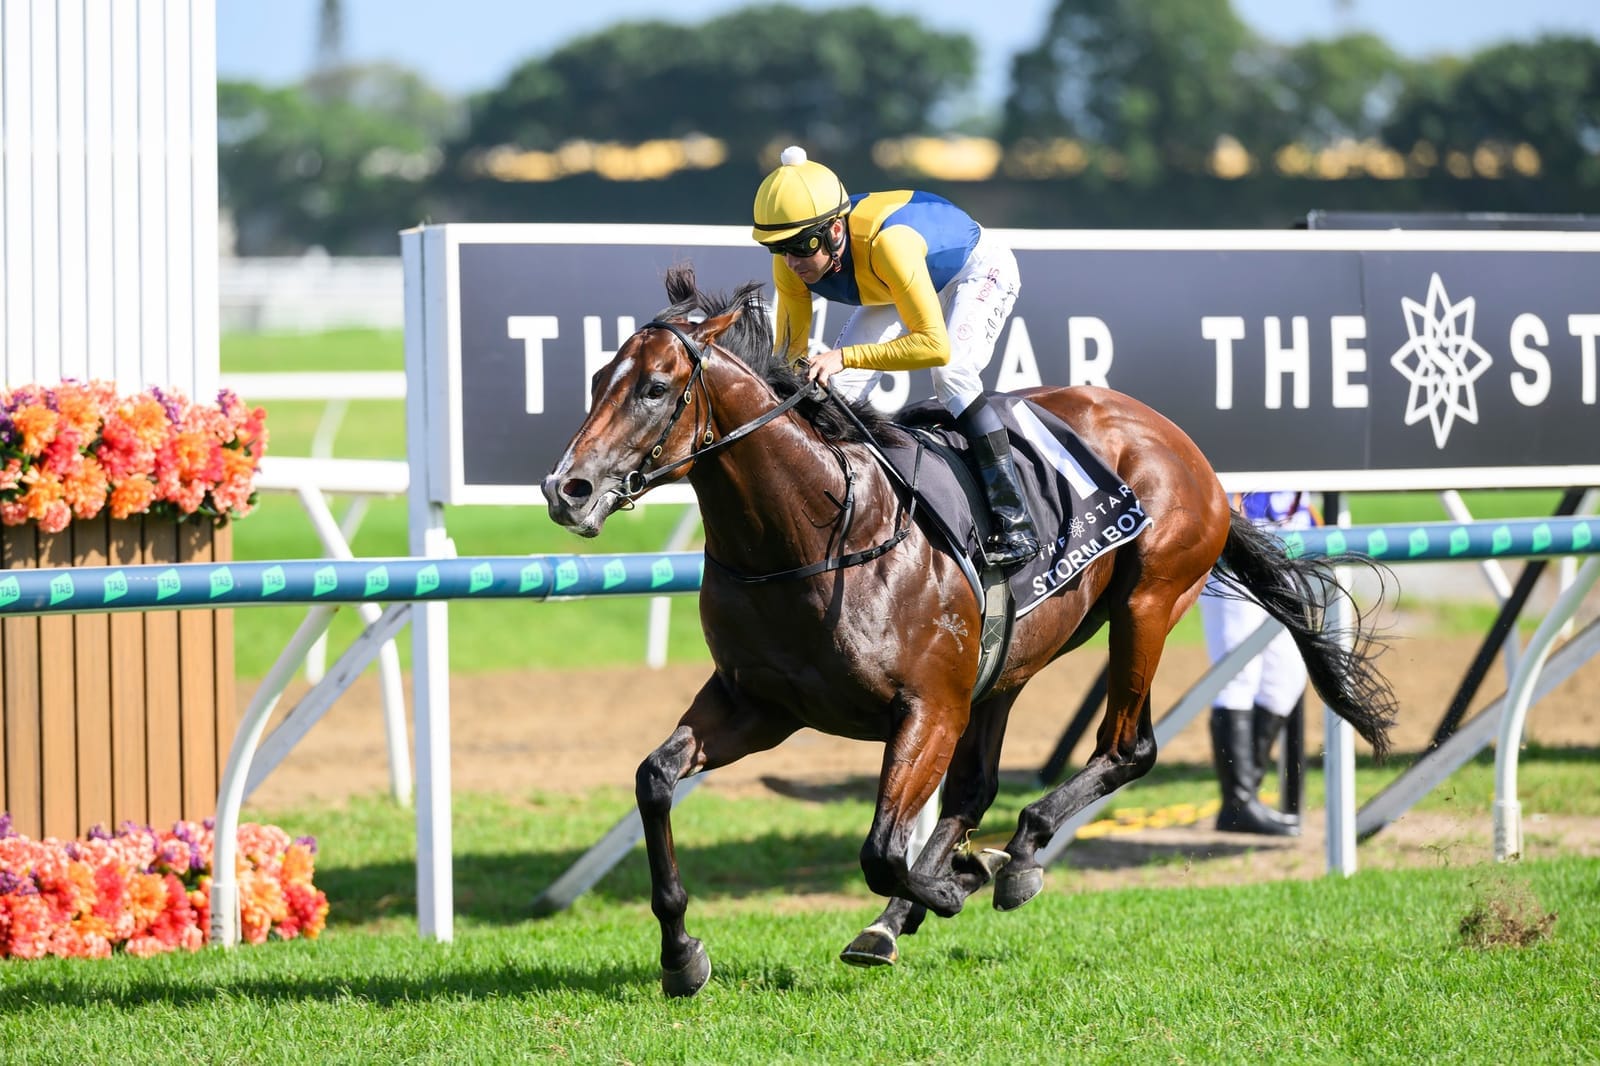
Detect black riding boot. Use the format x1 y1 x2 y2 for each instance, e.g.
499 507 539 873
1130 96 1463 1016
1253 704 1287 781
957 401 1040 569
1210 706 1300 836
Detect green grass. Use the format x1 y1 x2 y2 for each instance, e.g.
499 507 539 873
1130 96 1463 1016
3 751 1596 1063
219 329 1573 679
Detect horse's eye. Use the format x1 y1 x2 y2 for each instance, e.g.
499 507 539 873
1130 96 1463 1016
644 381 670 401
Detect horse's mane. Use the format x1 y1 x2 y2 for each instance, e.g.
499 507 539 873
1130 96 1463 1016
657 264 906 446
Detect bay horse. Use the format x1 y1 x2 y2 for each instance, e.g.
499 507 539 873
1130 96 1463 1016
542 267 1397 998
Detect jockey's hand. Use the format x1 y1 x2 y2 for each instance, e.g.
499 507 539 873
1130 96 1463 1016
805 348 846 389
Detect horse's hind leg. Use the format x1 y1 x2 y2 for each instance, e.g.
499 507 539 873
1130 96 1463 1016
637 676 800 997
992 581 1193 910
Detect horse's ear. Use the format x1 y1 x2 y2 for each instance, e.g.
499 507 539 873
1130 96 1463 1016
664 263 697 306
696 309 741 345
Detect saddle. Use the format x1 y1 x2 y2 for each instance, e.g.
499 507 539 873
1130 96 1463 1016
871 394 1153 701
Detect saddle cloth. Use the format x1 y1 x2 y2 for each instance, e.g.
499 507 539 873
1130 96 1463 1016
877 394 1152 618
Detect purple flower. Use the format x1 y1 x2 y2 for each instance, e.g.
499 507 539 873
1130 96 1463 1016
150 386 183 425
294 835 319 855
87 824 112 841
0 870 36 896
0 812 12 839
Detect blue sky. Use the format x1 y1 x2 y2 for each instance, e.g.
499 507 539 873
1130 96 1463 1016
218 0 1600 107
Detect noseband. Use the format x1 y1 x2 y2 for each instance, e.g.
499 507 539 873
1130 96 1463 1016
617 319 812 501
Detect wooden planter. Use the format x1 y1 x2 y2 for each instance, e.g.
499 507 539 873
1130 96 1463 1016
0 514 235 840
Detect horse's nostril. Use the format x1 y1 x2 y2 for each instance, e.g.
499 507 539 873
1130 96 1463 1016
562 478 593 501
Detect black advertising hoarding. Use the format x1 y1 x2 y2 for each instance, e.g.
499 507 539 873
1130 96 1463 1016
405 225 1600 504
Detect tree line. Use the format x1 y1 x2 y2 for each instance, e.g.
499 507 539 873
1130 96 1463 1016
218 0 1600 254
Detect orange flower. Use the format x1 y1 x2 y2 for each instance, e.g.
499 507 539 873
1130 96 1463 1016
62 454 109 519
108 478 157 520
11 404 59 457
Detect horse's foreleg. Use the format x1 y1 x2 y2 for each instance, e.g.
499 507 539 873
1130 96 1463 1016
842 694 1018 966
637 678 799 998
858 701 967 917
855 688 1018 932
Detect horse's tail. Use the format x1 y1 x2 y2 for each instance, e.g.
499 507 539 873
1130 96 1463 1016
1211 511 1398 761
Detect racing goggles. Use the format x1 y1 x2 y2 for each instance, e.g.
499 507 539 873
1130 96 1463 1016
764 223 831 258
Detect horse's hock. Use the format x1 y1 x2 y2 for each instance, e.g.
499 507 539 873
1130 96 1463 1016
0 515 236 840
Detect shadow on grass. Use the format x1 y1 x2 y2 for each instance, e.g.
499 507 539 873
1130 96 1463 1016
317 827 871 928
313 763 1240 929
5 949 867 1011
6 958 662 1010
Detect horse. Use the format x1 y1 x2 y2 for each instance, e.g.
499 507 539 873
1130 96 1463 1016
542 266 1397 998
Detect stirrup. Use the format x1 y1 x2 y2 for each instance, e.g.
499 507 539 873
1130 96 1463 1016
983 531 1040 570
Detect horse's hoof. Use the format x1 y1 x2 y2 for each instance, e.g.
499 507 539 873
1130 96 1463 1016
839 924 897 967
978 847 1012 882
661 939 711 998
993 863 1044 912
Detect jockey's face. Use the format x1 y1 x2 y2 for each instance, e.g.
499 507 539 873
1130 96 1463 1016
779 218 844 283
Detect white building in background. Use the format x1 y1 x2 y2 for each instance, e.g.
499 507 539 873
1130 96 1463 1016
1 0 219 396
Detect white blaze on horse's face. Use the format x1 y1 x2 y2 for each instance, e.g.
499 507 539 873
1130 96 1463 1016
542 330 692 537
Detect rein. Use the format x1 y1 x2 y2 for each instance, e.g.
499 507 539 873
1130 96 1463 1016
620 319 917 584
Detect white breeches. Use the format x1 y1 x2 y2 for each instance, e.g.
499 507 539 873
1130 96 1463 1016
1199 591 1309 717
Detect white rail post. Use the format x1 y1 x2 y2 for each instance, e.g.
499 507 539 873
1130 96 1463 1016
212 605 340 947
1493 554 1600 862
1323 498 1358 877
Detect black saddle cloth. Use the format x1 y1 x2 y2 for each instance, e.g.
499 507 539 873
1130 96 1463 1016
877 394 1152 618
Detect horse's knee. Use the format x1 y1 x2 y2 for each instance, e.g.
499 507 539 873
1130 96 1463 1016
858 841 900 898
635 743 685 818
1013 802 1054 848
1129 735 1158 778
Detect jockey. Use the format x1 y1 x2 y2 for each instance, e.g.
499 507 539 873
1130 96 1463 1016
1200 491 1320 836
750 145 1040 570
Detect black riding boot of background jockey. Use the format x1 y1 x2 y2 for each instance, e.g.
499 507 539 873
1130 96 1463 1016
955 396 1040 570
1210 704 1300 836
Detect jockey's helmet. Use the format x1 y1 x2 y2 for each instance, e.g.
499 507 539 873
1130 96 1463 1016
751 146 849 248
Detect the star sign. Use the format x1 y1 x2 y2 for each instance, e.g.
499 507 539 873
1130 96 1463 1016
1389 273 1493 449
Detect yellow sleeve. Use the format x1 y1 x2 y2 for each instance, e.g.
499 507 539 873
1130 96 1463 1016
771 258 813 364
840 225 949 371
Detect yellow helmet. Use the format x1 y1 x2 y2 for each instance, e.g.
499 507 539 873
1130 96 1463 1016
751 146 850 245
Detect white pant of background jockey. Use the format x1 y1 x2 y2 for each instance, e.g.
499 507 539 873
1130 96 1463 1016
1199 507 1316 719
826 230 1021 419
1199 594 1308 718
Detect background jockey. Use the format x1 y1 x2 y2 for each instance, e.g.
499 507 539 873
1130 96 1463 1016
1200 490 1320 836
750 145 1040 569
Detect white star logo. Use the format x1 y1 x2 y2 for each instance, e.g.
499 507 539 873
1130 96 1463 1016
1389 273 1494 449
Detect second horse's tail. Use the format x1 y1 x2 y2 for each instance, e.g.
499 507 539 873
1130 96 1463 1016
1210 511 1399 760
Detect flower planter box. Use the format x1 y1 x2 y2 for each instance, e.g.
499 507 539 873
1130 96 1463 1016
0 514 235 841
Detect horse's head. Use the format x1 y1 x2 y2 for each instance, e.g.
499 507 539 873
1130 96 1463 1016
543 310 743 536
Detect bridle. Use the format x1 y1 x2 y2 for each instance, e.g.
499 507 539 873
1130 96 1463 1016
615 319 916 583
616 319 811 501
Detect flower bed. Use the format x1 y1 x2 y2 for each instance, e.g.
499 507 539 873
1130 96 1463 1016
0 380 267 533
0 813 327 959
